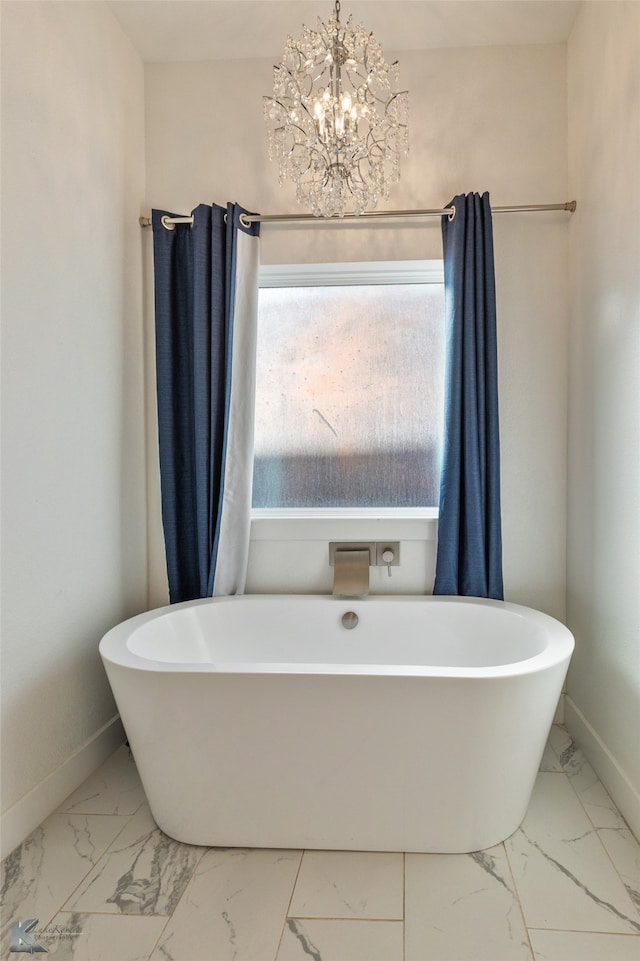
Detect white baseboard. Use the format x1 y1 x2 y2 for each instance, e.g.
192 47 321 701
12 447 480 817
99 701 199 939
1 715 125 861
565 696 640 840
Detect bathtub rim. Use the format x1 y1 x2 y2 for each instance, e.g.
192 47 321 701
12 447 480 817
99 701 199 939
99 595 574 680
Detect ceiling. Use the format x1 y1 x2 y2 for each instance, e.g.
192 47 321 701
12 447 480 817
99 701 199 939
107 0 582 63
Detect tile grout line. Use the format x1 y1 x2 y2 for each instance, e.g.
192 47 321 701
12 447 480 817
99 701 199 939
53 909 172 918
273 848 306 961
143 907 184 960
500 836 537 960
143 842 210 961
54 800 147 820
527 925 640 936
285 915 405 922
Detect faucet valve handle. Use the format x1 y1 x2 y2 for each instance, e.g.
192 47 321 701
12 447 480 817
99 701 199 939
382 548 394 576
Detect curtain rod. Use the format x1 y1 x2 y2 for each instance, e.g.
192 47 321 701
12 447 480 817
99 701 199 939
139 201 576 230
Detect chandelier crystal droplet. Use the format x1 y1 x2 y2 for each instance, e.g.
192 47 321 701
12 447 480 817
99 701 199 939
263 0 409 217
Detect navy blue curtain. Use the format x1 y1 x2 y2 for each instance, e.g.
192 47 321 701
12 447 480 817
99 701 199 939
433 192 504 599
152 203 260 603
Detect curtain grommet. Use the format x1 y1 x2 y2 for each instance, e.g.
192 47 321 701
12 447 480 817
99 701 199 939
161 215 176 231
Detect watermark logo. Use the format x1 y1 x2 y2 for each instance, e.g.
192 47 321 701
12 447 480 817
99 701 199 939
8 920 82 953
9 919 47 954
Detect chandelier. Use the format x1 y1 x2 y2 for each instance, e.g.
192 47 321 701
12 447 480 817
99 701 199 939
263 0 409 218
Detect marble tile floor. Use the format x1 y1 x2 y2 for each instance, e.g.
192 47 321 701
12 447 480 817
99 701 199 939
1 726 639 961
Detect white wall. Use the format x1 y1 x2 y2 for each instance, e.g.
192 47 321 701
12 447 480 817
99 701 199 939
0 1 148 855
145 43 569 616
566 2 640 836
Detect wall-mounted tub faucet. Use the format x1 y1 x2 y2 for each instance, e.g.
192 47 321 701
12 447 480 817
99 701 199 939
332 549 370 597
329 542 400 596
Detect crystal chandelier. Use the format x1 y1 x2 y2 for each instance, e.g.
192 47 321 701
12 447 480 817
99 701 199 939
263 0 409 218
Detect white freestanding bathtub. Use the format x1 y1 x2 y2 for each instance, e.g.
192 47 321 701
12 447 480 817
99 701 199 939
100 595 574 853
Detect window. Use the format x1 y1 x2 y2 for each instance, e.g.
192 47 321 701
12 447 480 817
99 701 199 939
252 262 445 510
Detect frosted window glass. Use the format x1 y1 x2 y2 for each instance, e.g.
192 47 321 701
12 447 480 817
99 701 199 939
252 281 444 508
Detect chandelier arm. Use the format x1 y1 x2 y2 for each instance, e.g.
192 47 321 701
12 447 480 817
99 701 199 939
286 39 306 70
275 59 312 102
266 95 291 113
267 98 320 138
363 87 405 113
349 165 368 193
343 65 373 102
364 126 390 156
293 123 332 158
279 116 315 142
296 145 328 175
386 91 409 108
362 35 379 78
311 64 330 86
298 99 321 128
291 141 333 177
289 48 316 99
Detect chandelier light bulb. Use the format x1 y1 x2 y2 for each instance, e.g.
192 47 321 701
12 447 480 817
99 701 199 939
263 0 409 218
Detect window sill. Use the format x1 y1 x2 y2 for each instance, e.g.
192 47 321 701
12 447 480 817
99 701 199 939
250 508 438 542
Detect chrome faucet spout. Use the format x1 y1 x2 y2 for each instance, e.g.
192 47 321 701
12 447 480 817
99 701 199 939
332 549 370 597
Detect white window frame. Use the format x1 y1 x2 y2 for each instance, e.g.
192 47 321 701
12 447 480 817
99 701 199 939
251 260 443 542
